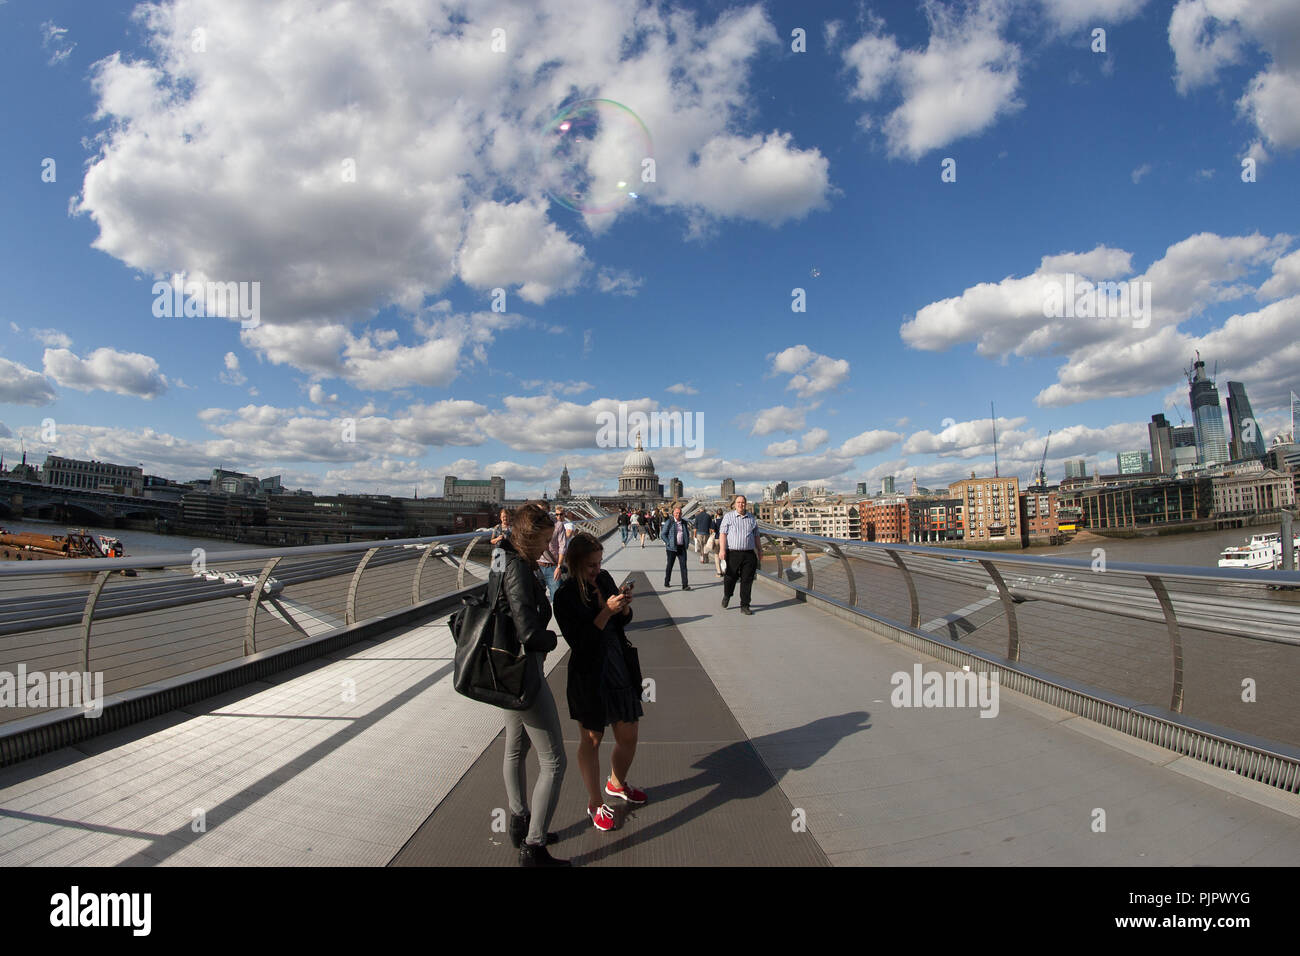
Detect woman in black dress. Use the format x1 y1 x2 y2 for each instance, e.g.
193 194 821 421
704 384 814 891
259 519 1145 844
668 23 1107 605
553 532 646 831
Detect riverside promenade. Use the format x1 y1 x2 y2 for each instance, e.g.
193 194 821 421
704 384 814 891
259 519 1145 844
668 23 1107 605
2 536 1298 866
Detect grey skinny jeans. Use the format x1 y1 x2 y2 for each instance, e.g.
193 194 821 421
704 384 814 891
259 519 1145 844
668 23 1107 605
502 658 567 846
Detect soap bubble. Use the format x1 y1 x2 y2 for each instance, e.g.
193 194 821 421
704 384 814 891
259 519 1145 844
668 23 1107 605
538 99 653 214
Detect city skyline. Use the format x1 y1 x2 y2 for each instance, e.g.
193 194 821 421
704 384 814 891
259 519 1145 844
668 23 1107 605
2 0 1299 501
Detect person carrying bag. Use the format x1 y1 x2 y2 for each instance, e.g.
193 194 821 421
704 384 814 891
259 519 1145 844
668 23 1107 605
448 502 570 866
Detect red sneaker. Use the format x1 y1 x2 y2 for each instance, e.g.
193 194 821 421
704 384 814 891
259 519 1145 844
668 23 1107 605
604 780 647 805
588 804 616 831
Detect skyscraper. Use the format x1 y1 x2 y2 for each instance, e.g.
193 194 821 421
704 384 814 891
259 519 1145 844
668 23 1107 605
1292 390 1299 441
721 478 736 498
881 476 895 494
1064 458 1088 479
1225 382 1266 460
1116 450 1151 474
1188 356 1228 466
1148 414 1173 474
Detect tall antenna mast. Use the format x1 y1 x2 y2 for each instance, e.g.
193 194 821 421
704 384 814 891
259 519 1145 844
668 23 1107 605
991 401 999 478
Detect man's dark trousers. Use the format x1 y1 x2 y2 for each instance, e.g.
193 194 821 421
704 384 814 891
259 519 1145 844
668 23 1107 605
723 549 758 608
665 547 688 587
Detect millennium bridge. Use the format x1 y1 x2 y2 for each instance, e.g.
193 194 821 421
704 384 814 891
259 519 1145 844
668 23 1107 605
1 505 1298 866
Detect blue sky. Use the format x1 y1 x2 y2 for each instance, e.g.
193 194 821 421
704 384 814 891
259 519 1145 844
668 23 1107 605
1 0 1298 499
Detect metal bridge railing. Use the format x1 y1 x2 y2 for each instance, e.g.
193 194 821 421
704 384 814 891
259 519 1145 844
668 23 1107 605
0 515 618 762
754 523 1300 793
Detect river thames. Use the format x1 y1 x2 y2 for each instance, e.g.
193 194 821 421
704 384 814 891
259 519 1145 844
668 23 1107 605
0 518 271 558
3 515 1292 568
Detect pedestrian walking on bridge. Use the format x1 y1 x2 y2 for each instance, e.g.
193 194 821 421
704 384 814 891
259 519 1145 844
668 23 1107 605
661 505 693 590
719 495 762 615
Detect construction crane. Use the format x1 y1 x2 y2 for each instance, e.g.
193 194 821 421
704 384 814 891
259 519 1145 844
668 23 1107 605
1036 429 1052 488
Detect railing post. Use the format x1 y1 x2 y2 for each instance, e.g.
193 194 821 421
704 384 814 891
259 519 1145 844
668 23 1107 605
791 547 812 589
887 551 919 628
245 557 282 656
1144 574 1185 713
346 548 380 626
458 535 484 590
825 543 857 607
412 543 449 604
978 559 1020 662
80 569 112 673
762 533 784 580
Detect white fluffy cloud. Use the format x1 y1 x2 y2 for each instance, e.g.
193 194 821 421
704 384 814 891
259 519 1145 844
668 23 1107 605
1038 0 1149 32
72 0 833 383
1169 0 1300 150
0 357 57 405
25 327 74 348
241 309 520 391
219 351 246 386
843 0 1023 159
750 404 807 436
41 21 75 66
900 231 1297 407
481 395 671 453
1038 245 1133 278
458 201 587 304
1260 248 1300 300
596 268 644 297
43 347 168 398
308 383 338 404
763 427 829 457
769 345 850 398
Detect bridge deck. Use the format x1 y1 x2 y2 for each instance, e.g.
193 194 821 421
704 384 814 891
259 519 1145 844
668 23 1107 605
1 536 1298 866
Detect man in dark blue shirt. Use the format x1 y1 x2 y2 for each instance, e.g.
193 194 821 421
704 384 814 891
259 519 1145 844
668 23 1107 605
693 508 712 563
661 505 693 590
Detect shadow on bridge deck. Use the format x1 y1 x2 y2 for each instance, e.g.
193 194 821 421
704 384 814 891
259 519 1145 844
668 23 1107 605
2 535 1298 867
393 571 837 866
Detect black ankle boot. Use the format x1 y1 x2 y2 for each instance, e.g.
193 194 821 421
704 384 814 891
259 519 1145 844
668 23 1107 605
509 812 558 848
519 842 571 867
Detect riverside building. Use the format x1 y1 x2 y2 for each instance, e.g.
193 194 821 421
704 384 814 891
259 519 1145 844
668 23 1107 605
949 475 1020 542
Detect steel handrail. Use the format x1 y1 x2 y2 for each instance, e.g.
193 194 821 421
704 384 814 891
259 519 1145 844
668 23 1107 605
755 523 1300 587
0 515 617 578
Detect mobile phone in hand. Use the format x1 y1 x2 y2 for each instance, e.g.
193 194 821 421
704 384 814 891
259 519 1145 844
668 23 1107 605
620 581 634 594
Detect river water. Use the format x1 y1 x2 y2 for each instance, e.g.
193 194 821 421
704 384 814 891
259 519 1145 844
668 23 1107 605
0 518 270 559
1023 524 1295 569
3 515 1291 569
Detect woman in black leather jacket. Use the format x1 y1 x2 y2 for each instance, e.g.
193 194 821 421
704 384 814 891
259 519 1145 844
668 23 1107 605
497 502 570 866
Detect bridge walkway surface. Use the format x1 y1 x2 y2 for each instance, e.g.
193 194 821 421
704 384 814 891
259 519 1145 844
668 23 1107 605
1 536 1299 866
